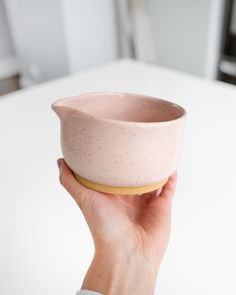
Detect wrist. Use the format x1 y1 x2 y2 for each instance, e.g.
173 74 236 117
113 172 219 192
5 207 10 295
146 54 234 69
81 244 159 295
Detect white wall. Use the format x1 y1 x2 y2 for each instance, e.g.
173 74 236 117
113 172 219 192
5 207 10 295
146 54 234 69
205 0 225 79
0 0 14 58
3 0 118 85
149 0 213 77
3 0 220 83
4 0 69 84
61 0 118 73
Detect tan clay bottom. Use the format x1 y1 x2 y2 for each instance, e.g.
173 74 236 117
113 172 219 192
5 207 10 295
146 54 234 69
74 173 168 195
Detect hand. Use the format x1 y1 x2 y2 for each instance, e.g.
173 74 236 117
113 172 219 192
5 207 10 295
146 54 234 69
57 158 177 295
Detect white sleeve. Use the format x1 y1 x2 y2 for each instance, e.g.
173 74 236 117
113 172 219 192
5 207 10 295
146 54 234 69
76 290 103 295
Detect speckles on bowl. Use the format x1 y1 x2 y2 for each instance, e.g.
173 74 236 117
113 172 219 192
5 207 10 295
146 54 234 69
55 92 185 188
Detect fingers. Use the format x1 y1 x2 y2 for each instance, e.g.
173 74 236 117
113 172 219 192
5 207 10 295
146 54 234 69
57 158 95 207
158 171 177 203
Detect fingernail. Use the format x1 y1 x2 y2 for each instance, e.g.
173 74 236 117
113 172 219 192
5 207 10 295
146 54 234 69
57 159 62 169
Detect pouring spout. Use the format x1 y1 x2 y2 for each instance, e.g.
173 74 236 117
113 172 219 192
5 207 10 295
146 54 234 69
51 101 71 119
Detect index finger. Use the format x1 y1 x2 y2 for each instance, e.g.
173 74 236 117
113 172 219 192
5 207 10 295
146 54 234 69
158 172 177 203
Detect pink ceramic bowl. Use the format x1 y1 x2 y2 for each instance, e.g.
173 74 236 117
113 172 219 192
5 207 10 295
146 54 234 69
52 92 186 195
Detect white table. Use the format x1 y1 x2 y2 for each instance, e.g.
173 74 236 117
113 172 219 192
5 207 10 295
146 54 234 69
1 59 236 295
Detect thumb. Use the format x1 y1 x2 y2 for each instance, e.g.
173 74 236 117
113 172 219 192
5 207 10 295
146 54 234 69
57 158 96 208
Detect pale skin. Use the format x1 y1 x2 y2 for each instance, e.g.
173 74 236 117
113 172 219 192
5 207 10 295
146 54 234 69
57 158 177 295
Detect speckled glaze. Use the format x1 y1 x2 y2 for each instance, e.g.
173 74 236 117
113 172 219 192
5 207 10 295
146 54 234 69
52 92 186 194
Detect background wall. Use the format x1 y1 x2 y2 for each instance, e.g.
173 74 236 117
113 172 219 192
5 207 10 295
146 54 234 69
0 0 19 95
3 0 118 86
149 0 221 77
0 0 227 91
61 0 118 73
4 0 69 85
0 0 14 59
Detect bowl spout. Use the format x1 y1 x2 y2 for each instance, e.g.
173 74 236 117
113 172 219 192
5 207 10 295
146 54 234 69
51 102 72 120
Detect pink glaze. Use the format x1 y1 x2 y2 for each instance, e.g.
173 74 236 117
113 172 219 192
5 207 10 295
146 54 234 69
52 92 186 187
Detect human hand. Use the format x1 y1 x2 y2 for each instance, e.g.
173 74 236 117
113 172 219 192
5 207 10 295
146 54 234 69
57 158 177 295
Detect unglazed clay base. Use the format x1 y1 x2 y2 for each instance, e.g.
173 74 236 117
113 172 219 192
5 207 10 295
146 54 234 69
74 173 168 195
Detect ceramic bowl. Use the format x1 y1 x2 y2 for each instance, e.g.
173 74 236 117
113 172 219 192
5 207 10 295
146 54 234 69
52 92 186 195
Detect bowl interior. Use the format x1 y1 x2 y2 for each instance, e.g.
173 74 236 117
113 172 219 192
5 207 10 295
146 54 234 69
62 93 185 123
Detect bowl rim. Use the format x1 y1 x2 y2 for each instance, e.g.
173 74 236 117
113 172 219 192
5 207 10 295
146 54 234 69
51 91 187 126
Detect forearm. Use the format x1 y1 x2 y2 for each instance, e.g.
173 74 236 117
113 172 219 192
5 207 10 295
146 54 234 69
81 245 159 295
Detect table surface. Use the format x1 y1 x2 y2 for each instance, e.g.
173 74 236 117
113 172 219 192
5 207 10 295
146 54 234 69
0 59 236 295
